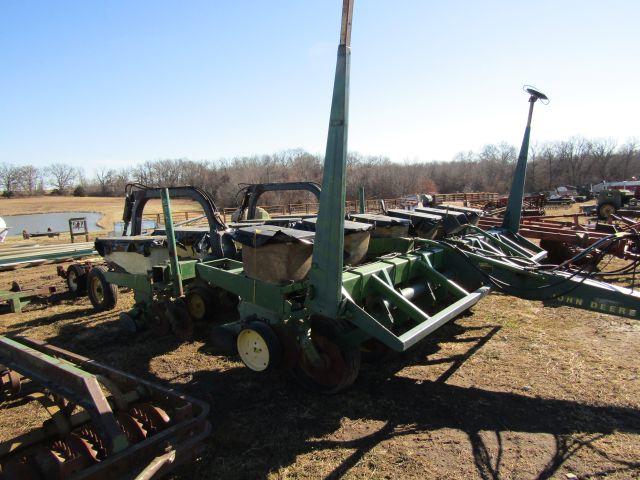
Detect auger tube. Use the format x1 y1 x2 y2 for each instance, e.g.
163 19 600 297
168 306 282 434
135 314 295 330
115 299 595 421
307 0 354 318
502 88 548 233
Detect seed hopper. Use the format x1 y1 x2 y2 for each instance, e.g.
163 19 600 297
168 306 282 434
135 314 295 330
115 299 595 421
86 0 640 393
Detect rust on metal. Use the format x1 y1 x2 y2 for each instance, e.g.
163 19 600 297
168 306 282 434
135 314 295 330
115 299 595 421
0 336 210 479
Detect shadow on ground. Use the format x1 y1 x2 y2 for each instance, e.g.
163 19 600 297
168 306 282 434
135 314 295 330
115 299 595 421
12 307 640 480
180 322 639 479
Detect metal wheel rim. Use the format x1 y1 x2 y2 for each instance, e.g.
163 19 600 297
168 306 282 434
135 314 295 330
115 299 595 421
237 329 270 371
90 277 104 303
187 293 206 319
601 204 615 218
67 269 78 292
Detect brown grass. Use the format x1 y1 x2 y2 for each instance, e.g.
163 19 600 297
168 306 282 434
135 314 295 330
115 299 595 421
0 199 638 479
0 257 638 479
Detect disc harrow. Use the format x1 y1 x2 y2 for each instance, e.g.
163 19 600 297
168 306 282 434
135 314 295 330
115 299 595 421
0 336 210 480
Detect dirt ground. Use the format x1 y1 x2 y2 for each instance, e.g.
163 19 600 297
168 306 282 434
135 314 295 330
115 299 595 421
0 200 638 479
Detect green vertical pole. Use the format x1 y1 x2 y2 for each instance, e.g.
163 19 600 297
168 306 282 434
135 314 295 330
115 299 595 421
308 0 354 318
358 186 365 214
502 88 547 233
161 188 184 297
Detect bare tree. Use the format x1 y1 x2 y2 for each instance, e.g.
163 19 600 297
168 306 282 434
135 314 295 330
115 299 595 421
16 165 40 194
589 138 617 181
617 138 638 180
46 163 77 194
95 167 117 195
0 163 20 195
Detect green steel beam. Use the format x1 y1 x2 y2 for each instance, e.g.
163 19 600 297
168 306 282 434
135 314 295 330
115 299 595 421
161 188 184 297
441 243 640 320
415 252 469 298
343 286 491 352
369 274 431 324
104 271 153 295
307 0 354 318
502 88 547 233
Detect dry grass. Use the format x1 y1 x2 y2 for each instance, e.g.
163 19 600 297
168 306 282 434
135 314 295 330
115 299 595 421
0 257 638 479
0 198 638 478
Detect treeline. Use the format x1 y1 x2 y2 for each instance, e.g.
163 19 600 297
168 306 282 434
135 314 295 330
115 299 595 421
1 136 638 207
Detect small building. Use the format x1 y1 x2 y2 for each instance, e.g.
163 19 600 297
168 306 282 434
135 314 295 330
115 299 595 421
592 180 640 198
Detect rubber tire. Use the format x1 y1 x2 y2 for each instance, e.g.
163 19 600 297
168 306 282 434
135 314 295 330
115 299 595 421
168 299 193 341
598 202 616 220
87 266 118 311
237 321 282 373
66 264 87 295
186 287 216 322
292 317 361 394
209 325 238 356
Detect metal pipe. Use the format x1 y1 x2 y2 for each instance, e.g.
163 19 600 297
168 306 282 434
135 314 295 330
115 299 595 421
502 88 548 233
161 188 184 297
398 282 427 301
308 0 354 318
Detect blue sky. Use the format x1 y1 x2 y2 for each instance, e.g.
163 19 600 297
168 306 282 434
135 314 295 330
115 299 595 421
1 0 638 171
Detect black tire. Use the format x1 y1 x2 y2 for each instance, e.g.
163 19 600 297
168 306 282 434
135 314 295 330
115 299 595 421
87 266 118 311
66 264 87 295
292 316 361 394
186 287 216 322
168 299 194 341
237 320 282 373
186 286 238 322
209 325 239 356
598 202 616 220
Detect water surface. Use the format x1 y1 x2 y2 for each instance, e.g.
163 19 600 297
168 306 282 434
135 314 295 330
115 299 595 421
2 212 103 236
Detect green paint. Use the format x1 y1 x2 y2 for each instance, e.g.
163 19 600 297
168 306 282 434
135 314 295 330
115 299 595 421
307 0 354 319
161 188 184 297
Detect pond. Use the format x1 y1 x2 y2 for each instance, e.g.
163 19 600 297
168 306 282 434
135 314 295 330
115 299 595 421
1 212 104 236
112 220 158 236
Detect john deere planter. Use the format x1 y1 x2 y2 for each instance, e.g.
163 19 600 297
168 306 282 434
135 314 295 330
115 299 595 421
86 0 640 394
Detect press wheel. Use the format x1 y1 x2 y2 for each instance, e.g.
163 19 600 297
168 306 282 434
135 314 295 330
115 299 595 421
292 316 361 394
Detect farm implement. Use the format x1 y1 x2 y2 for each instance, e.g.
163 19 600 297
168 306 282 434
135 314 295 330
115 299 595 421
0 283 58 314
478 213 640 264
0 336 210 479
81 0 640 394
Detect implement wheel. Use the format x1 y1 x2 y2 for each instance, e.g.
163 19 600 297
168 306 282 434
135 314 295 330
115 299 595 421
169 299 194 341
66 264 87 295
292 316 361 394
87 266 118 311
237 321 282 372
598 202 616 220
186 287 215 322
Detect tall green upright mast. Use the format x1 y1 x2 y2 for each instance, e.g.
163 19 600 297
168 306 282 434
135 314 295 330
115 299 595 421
307 0 354 318
502 87 548 233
